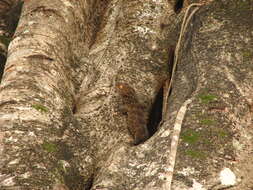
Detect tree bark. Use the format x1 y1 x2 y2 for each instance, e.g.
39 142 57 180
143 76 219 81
0 0 252 190
0 0 93 189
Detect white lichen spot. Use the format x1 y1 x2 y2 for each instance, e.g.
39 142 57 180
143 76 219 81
34 163 46 169
161 129 170 137
94 179 114 189
20 172 31 179
145 162 159 176
0 114 17 123
223 93 230 98
158 173 168 181
232 139 244 151
85 155 93 163
51 69 58 76
1 176 15 186
6 136 18 143
189 179 205 190
28 21 36 25
17 106 32 111
164 166 173 173
107 162 119 172
128 162 137 167
133 26 155 36
59 160 70 172
136 152 145 159
28 131 36 137
61 0 73 8
151 0 162 2
178 167 196 176
14 130 24 134
136 163 146 169
219 168 236 186
8 158 20 165
151 43 157 50
140 142 149 149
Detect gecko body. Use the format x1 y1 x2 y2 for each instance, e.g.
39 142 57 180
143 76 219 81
115 83 149 145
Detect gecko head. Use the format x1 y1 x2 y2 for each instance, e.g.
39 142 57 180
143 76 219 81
115 82 136 97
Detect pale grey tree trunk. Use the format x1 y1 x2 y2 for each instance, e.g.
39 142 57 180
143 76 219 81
167 1 253 190
0 0 253 190
0 0 93 189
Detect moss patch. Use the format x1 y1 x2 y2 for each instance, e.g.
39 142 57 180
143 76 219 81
198 94 218 104
185 150 206 159
32 104 49 113
42 142 57 153
181 129 200 145
242 50 253 62
200 118 216 125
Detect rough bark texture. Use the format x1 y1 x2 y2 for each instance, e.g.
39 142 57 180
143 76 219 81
0 0 92 189
0 0 252 190
167 0 253 189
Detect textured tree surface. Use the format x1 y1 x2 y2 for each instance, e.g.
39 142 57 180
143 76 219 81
0 0 252 189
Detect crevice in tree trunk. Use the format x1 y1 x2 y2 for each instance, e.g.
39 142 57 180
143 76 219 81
174 0 184 14
4 0 23 36
87 0 110 48
0 0 23 81
147 45 175 137
0 53 6 80
84 175 94 190
64 169 94 190
147 86 164 136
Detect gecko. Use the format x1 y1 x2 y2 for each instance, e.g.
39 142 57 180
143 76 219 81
115 82 149 145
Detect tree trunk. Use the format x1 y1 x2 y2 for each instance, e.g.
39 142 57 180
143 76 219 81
0 0 252 189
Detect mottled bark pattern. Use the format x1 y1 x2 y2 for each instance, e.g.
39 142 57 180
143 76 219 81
115 82 149 145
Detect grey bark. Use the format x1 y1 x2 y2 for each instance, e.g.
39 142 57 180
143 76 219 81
0 0 92 189
0 0 252 190
169 1 253 189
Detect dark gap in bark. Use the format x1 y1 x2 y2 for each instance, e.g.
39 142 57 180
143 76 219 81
65 170 94 190
84 175 94 190
168 46 175 76
147 87 163 136
0 0 12 7
174 0 184 14
0 1 23 81
88 0 110 48
4 0 23 36
146 45 175 137
0 53 6 81
0 0 12 19
72 103 77 114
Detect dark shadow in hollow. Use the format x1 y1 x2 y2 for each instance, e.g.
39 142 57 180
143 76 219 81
146 45 175 138
174 0 184 14
147 87 164 136
0 54 6 81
